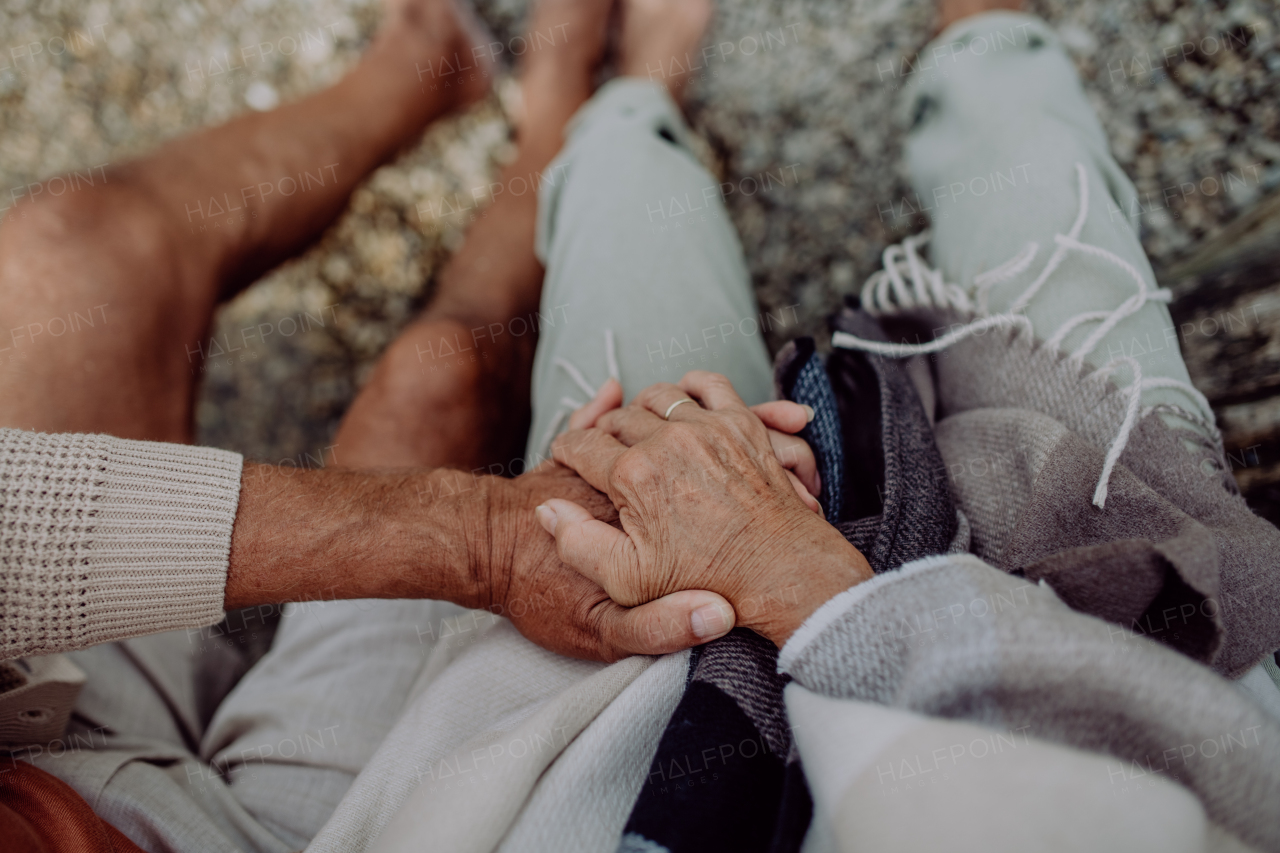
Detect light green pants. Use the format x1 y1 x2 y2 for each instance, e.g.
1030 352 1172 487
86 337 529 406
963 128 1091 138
898 11 1206 426
525 78 776 464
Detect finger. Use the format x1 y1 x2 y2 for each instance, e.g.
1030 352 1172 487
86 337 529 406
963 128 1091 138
678 371 749 411
631 382 710 423
537 498 640 601
596 590 736 657
786 469 822 515
677 373 778 456
551 428 628 496
769 429 820 498
569 377 623 431
751 400 815 434
596 405 666 447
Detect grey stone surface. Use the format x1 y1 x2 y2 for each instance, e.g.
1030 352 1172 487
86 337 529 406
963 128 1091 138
0 0 1276 468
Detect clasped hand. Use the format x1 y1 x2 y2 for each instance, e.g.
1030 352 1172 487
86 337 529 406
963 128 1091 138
536 371 870 649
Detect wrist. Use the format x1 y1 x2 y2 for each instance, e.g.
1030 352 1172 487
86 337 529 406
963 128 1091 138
377 468 495 605
458 473 520 612
735 516 872 648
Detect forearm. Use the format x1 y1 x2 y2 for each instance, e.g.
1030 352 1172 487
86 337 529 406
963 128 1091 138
225 464 496 610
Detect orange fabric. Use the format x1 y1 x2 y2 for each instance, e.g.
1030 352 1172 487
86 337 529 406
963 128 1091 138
0 760 146 853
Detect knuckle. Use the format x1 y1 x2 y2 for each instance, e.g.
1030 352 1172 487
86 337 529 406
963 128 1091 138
664 421 702 445
597 409 621 434
635 383 678 407
731 408 768 439
612 450 660 490
582 426 609 444
566 427 607 459
720 412 756 443
551 428 583 457
685 370 727 390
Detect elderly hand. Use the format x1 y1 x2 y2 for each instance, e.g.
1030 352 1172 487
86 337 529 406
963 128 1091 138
226 459 735 666
538 371 872 647
567 376 825 514
480 462 738 661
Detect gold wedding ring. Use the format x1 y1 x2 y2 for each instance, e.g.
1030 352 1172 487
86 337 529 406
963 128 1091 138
663 398 698 420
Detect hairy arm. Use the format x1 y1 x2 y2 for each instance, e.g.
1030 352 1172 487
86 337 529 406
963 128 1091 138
224 462 735 661
225 465 489 609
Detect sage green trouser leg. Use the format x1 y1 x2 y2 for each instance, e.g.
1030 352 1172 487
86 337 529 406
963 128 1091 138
901 11 1208 429
526 78 775 465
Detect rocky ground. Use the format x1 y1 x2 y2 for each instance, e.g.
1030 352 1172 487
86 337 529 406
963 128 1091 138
2 0 1278 512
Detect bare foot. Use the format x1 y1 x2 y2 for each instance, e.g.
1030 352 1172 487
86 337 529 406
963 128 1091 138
377 0 496 110
518 0 617 152
618 0 713 102
936 0 1023 33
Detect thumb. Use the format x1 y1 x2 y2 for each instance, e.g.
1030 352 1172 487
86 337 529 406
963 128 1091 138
536 498 639 603
597 590 736 658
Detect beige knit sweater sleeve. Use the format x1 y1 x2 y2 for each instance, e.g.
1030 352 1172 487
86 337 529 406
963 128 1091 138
0 428 243 660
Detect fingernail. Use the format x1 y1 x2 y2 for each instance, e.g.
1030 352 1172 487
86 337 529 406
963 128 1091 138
535 504 558 535
801 404 815 423
690 604 730 640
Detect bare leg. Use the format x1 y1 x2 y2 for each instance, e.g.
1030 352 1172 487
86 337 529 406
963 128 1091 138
616 0 713 102
0 0 491 443
333 0 616 471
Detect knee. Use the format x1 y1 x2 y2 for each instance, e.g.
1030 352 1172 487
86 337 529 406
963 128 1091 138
0 168 182 289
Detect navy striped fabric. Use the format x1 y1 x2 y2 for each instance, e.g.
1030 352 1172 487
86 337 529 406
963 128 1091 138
784 349 844 522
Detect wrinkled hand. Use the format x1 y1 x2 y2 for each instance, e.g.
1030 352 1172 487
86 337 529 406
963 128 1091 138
568 377 824 513
478 462 736 662
538 371 872 647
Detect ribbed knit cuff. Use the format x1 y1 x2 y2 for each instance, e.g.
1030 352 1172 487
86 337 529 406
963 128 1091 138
84 436 243 646
1 429 242 658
